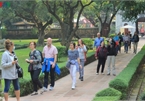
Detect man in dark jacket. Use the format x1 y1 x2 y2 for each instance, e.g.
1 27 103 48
107 38 117 76
132 32 139 54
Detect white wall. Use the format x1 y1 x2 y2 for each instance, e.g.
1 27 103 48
115 11 136 35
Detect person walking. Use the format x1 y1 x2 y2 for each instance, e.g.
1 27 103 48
118 32 123 53
113 34 119 55
123 33 130 53
77 39 87 81
132 32 139 54
94 33 104 50
25 41 43 96
66 42 81 90
41 38 60 92
1 39 20 101
95 41 108 75
107 38 117 76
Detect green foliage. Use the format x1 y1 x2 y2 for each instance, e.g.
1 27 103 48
93 87 122 101
109 34 116 38
139 91 145 100
1 28 8 38
120 1 145 21
109 45 145 99
56 46 66 61
83 39 93 50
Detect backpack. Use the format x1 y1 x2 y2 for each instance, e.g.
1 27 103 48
98 47 107 58
29 50 44 64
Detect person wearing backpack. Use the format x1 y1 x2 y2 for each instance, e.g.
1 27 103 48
107 38 117 76
132 32 139 54
118 32 123 53
25 41 43 96
95 41 108 75
76 39 87 81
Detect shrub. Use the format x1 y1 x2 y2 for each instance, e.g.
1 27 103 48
109 45 145 99
83 39 93 50
56 46 66 61
109 34 116 38
139 91 145 100
93 87 122 101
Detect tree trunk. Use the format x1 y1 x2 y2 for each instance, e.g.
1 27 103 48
100 23 110 37
37 29 45 46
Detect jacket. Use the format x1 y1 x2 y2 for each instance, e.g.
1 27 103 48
132 35 139 42
1 50 18 79
42 58 61 75
107 39 117 56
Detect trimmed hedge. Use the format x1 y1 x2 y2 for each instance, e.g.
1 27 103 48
9 51 96 96
93 87 122 101
109 45 145 99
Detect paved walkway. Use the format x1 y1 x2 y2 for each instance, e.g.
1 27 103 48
9 38 145 101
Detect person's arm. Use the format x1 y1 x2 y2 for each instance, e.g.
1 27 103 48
83 45 87 52
1 53 17 69
94 38 97 48
52 47 58 68
30 51 41 64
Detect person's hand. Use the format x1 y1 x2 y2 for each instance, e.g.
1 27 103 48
29 60 33 63
25 59 30 63
52 63 55 68
95 57 98 60
79 65 82 68
12 60 17 65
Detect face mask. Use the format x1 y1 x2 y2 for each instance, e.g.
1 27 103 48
13 46 15 51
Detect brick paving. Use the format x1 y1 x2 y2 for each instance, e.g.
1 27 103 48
8 38 145 101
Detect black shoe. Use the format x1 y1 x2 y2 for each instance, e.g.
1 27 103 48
81 77 83 81
113 74 116 76
79 76 81 79
107 73 110 75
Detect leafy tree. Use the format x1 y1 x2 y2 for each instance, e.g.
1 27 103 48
83 0 123 36
42 0 93 50
1 1 52 45
120 0 145 21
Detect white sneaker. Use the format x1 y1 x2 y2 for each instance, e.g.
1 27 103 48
96 73 99 75
31 91 38 96
42 87 48 92
49 86 54 91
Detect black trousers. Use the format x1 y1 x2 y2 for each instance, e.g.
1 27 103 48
97 58 106 73
43 65 55 88
30 68 42 92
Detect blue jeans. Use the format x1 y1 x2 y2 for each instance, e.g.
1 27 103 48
4 79 20 93
124 42 128 53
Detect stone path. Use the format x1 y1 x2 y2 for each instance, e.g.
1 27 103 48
9 38 145 101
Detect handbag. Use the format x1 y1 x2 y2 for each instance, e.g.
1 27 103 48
16 63 23 78
28 63 33 72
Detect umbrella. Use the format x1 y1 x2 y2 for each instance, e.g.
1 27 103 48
121 25 135 28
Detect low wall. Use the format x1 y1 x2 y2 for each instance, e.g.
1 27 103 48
6 28 99 39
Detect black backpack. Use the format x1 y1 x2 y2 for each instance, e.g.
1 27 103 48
29 50 44 64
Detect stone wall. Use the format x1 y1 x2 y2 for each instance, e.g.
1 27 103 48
5 28 99 39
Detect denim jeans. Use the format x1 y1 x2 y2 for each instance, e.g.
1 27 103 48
4 79 20 93
30 68 42 92
43 65 55 88
124 42 128 53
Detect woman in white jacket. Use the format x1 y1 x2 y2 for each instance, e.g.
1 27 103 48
1 39 20 101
